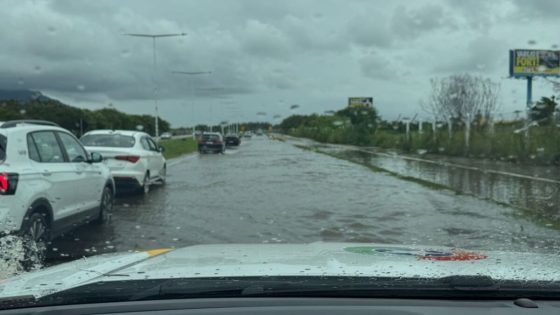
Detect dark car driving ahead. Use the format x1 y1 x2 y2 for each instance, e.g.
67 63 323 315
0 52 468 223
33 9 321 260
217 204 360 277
225 134 241 146
198 132 225 154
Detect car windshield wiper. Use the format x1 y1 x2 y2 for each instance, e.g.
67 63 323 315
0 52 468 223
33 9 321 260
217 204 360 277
0 295 37 310
29 275 560 308
128 276 560 300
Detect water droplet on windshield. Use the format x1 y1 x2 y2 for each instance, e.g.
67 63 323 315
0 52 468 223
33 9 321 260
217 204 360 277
19 109 26 115
136 125 144 131
47 26 56 35
17 78 24 85
76 84 86 91
528 40 537 45
33 65 42 73
120 49 131 58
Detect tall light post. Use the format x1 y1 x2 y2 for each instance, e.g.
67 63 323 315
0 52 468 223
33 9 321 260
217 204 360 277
171 71 212 134
124 32 186 138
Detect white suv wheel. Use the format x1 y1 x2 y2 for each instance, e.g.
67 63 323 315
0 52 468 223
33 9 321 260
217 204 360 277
21 212 50 269
94 186 113 224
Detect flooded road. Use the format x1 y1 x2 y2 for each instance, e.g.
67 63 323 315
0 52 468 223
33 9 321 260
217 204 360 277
311 141 560 225
49 135 560 263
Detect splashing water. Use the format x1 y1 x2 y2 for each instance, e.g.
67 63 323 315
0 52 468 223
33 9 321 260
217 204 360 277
0 235 25 279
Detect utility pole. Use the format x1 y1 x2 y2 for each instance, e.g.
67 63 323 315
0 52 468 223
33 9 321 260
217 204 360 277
432 120 437 142
171 71 212 135
124 32 186 138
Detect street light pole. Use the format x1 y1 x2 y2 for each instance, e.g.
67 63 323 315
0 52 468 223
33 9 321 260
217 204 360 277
171 71 212 135
124 32 186 138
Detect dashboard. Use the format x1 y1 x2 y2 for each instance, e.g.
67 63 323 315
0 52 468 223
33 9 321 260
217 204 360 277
1 297 559 315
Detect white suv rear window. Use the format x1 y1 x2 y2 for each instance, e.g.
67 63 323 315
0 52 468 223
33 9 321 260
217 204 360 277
0 134 6 162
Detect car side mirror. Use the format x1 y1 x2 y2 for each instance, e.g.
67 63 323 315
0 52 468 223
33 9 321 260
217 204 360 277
89 152 103 163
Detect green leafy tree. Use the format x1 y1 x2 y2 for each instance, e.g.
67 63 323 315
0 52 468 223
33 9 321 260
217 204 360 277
0 99 171 136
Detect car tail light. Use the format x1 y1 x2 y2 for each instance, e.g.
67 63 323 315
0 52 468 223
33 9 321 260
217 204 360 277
115 155 140 163
0 172 19 195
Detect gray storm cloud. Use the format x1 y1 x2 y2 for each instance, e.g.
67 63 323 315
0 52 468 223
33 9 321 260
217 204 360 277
0 0 557 126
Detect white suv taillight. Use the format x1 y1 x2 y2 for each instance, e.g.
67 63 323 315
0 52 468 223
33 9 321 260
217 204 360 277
0 172 19 195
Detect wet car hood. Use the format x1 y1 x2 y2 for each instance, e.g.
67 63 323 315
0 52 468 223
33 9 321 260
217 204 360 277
1 242 559 299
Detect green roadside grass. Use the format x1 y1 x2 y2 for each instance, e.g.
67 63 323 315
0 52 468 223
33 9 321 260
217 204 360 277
159 137 198 159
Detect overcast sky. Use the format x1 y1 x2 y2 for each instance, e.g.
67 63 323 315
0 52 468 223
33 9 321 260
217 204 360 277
2 0 559 126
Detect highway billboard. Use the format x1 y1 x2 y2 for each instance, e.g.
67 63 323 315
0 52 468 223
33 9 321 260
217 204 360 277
509 49 560 77
348 97 373 108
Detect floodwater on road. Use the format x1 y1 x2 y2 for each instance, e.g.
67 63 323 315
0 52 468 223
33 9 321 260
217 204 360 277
47 135 560 265
309 140 560 225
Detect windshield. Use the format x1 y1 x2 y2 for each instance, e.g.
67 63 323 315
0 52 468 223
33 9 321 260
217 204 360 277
2 0 560 310
81 134 136 148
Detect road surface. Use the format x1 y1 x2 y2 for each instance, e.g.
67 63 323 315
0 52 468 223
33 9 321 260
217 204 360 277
48 135 560 262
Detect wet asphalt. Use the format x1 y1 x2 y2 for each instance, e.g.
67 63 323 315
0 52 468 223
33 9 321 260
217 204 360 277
48 135 560 263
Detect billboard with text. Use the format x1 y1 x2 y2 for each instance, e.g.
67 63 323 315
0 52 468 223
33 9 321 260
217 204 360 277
509 49 560 77
348 97 373 108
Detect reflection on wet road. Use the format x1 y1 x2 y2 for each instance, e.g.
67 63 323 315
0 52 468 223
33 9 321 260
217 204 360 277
50 135 560 262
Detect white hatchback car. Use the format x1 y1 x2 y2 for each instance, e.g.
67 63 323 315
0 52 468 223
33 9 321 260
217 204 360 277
0 120 114 265
81 130 166 194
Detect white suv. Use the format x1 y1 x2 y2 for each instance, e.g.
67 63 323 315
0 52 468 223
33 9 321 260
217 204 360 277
81 130 166 194
0 120 114 265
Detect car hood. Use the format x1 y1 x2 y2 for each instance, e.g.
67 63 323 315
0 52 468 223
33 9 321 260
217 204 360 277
1 242 559 299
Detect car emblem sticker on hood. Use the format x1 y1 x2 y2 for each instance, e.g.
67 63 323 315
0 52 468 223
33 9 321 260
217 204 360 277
344 246 487 261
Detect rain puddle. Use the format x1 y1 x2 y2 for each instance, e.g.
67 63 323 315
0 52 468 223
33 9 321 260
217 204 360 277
315 144 560 225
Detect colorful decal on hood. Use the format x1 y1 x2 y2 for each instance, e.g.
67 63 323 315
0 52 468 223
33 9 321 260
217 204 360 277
344 246 487 261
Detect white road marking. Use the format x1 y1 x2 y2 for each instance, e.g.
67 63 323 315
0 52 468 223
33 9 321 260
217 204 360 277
353 148 560 185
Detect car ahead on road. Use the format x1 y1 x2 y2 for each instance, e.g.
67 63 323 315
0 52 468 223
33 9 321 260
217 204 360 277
81 130 166 194
198 132 225 154
160 132 172 140
242 131 252 138
225 134 241 146
0 120 114 266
